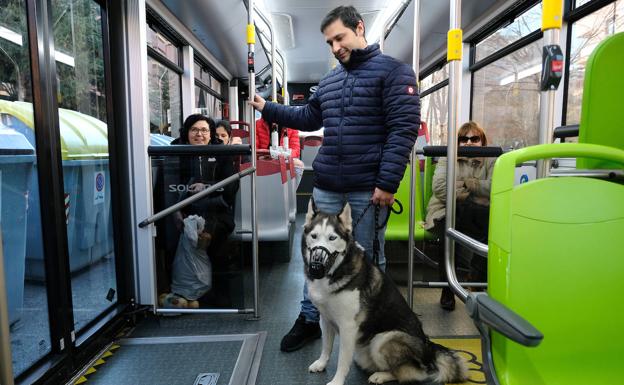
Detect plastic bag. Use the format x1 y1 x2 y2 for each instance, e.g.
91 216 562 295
170 215 212 300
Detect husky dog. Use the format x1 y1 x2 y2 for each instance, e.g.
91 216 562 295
302 200 468 385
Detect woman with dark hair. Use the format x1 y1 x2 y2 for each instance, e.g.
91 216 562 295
215 119 243 145
424 121 494 311
162 114 239 308
177 114 238 254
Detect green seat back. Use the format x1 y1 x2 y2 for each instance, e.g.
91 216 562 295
385 163 428 241
488 143 624 385
578 32 624 169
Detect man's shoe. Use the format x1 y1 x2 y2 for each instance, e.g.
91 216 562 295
440 287 456 311
280 314 321 352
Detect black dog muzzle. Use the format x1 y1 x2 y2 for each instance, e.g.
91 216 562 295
308 246 339 279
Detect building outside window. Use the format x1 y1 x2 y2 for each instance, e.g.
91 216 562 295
470 2 542 150
420 64 448 145
194 59 227 120
565 0 623 124
147 21 182 137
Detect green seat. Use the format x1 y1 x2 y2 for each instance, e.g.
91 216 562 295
485 143 624 385
385 163 429 241
578 32 624 168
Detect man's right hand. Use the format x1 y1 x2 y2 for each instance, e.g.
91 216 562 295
249 94 266 112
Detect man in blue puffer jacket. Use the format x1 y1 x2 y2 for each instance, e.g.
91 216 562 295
250 5 420 352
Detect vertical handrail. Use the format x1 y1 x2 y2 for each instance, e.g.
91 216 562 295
407 0 421 309
445 0 469 302
0 226 16 385
247 0 260 319
537 0 564 178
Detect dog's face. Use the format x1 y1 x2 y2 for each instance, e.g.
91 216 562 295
302 199 352 279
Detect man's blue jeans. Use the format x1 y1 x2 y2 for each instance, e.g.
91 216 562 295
300 187 388 323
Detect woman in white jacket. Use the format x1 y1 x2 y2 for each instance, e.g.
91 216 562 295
424 121 495 311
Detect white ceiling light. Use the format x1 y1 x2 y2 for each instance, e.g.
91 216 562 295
272 13 295 50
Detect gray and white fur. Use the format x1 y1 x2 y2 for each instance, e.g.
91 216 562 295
302 200 468 385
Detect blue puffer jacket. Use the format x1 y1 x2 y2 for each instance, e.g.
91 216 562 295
262 44 420 193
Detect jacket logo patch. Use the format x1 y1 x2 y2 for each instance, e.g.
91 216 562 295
407 86 415 95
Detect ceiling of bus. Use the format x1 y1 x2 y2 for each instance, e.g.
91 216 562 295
160 0 504 83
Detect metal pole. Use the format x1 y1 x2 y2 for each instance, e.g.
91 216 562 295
247 0 260 319
0 226 16 385
445 0 469 302
270 22 277 103
277 50 290 148
407 0 421 309
282 59 288 106
379 16 391 52
537 0 563 178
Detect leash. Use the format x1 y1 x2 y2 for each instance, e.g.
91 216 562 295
352 199 403 266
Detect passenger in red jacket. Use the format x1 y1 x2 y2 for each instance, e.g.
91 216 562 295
256 117 304 169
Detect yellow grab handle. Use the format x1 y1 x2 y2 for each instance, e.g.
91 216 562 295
247 24 256 44
447 29 462 61
542 0 563 31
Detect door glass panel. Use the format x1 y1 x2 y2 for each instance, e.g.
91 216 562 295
0 0 52 376
51 0 117 334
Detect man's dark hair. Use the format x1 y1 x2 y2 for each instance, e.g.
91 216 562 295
320 5 363 34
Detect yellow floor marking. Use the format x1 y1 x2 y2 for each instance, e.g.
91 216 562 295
93 358 106 366
74 376 88 384
432 338 485 385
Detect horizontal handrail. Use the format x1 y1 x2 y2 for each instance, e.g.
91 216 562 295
148 144 251 157
549 168 624 179
420 145 503 157
138 167 255 228
553 124 579 139
446 228 488 257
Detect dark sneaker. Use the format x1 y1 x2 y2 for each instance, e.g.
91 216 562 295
280 314 321 352
440 287 456 311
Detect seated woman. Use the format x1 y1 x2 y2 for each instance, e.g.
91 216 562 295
162 114 239 308
424 121 494 311
215 119 243 145
255 117 304 170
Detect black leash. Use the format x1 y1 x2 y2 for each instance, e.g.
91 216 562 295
352 199 403 266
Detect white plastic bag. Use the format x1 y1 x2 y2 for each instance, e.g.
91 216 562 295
170 215 212 300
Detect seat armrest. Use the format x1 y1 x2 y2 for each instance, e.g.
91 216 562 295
466 293 544 347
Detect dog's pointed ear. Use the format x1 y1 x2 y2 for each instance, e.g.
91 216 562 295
338 202 352 232
305 197 319 224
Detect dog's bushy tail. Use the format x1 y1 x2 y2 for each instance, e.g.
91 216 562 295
430 342 469 383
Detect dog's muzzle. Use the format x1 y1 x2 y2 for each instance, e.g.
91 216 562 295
308 246 338 279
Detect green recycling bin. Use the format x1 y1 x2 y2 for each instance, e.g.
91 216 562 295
0 100 113 280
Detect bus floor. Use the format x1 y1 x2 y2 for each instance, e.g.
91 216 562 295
82 214 482 385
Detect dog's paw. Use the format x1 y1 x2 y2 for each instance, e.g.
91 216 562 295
368 371 396 384
308 359 328 373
